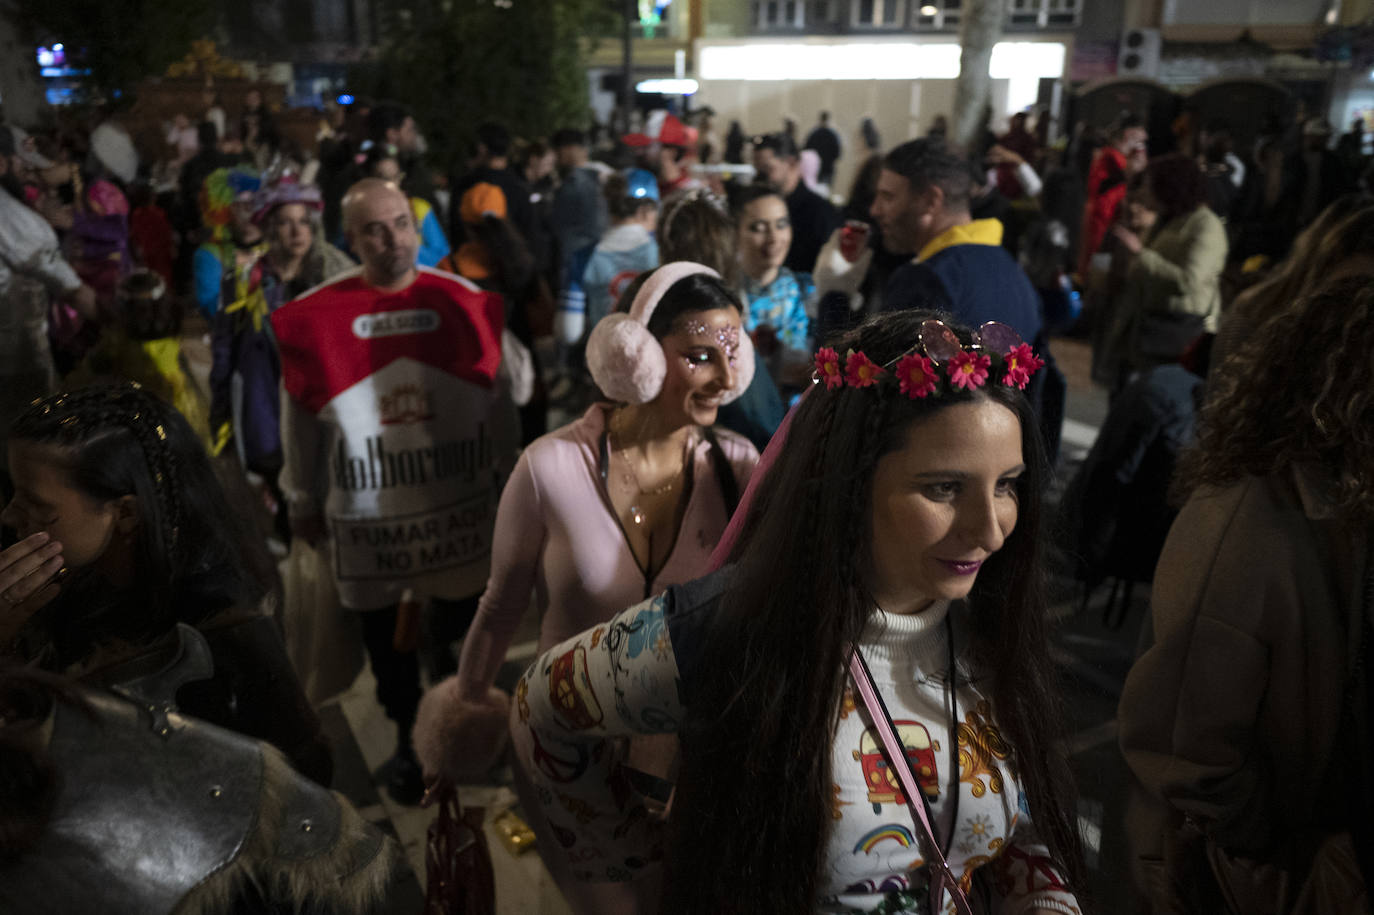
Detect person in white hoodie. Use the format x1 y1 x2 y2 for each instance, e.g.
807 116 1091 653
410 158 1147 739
0 126 96 451
581 168 660 329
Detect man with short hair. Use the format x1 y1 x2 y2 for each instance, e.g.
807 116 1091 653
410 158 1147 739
0 125 96 452
871 136 1062 461
272 178 514 803
753 132 840 275
870 137 1042 341
368 101 435 211
803 111 843 186
550 127 608 289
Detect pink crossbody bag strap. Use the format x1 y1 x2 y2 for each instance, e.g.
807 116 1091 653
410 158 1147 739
849 649 974 915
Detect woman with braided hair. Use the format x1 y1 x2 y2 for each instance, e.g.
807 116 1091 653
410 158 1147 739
0 383 333 784
498 309 1084 914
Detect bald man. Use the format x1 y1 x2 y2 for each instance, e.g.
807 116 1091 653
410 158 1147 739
271 178 515 804
342 178 420 290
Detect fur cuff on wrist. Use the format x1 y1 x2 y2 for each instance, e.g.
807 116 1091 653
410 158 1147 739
412 677 511 782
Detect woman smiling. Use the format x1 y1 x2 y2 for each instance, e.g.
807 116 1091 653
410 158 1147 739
498 310 1084 914
414 263 760 911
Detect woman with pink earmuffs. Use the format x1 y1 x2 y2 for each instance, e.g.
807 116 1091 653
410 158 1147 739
413 262 760 912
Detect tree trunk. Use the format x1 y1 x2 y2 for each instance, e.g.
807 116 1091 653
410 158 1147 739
952 0 1003 152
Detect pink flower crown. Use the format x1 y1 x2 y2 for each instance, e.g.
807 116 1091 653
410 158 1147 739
813 319 1045 399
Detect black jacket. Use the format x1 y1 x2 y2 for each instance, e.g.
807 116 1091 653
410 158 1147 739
1059 364 1201 587
784 182 840 275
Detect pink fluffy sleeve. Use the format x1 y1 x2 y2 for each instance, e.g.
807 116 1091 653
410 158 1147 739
454 449 548 699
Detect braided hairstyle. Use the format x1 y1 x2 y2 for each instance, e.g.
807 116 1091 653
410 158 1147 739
664 310 1084 911
8 384 271 661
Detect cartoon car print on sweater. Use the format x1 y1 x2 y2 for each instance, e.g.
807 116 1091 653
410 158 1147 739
853 719 941 813
550 644 603 730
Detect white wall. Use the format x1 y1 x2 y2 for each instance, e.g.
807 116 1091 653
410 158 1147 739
695 77 1010 203
691 36 1063 203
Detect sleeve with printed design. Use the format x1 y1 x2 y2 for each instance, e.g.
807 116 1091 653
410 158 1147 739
988 808 1081 915
510 594 683 882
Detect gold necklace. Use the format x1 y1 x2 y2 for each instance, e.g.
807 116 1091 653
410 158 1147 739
611 411 689 526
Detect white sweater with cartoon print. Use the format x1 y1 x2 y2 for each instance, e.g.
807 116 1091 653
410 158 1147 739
511 590 1081 914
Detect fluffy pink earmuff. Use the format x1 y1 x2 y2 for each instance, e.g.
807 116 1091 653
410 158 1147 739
585 261 756 405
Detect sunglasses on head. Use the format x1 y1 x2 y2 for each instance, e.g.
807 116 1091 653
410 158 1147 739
882 319 1026 370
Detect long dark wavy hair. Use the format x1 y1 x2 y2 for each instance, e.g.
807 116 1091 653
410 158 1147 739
1177 277 1374 520
663 310 1084 911
8 384 277 667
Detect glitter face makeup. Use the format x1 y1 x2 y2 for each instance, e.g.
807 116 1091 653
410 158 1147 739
681 319 741 367
657 309 744 426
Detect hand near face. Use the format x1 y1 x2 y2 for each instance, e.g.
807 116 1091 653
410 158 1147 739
1125 200 1157 235
0 532 65 648
985 144 1024 167
1111 224 1143 255
36 195 74 231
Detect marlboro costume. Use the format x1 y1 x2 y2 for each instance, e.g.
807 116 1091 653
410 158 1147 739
272 265 515 612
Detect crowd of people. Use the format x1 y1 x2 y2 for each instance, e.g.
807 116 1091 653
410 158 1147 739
0 89 1371 915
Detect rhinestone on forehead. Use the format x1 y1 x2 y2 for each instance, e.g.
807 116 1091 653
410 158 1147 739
716 325 740 366
679 316 742 368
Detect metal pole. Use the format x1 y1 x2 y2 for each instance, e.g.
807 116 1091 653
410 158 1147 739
620 0 635 135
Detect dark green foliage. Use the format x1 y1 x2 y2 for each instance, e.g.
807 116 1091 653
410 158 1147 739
350 0 619 173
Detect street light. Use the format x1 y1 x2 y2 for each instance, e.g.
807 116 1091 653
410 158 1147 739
636 78 699 95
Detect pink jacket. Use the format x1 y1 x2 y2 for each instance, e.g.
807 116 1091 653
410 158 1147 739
454 405 758 697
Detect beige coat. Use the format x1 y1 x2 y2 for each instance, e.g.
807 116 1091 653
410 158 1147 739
1101 206 1229 378
1119 465 1369 875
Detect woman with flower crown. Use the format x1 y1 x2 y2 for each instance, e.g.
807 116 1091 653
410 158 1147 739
438 309 1084 913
